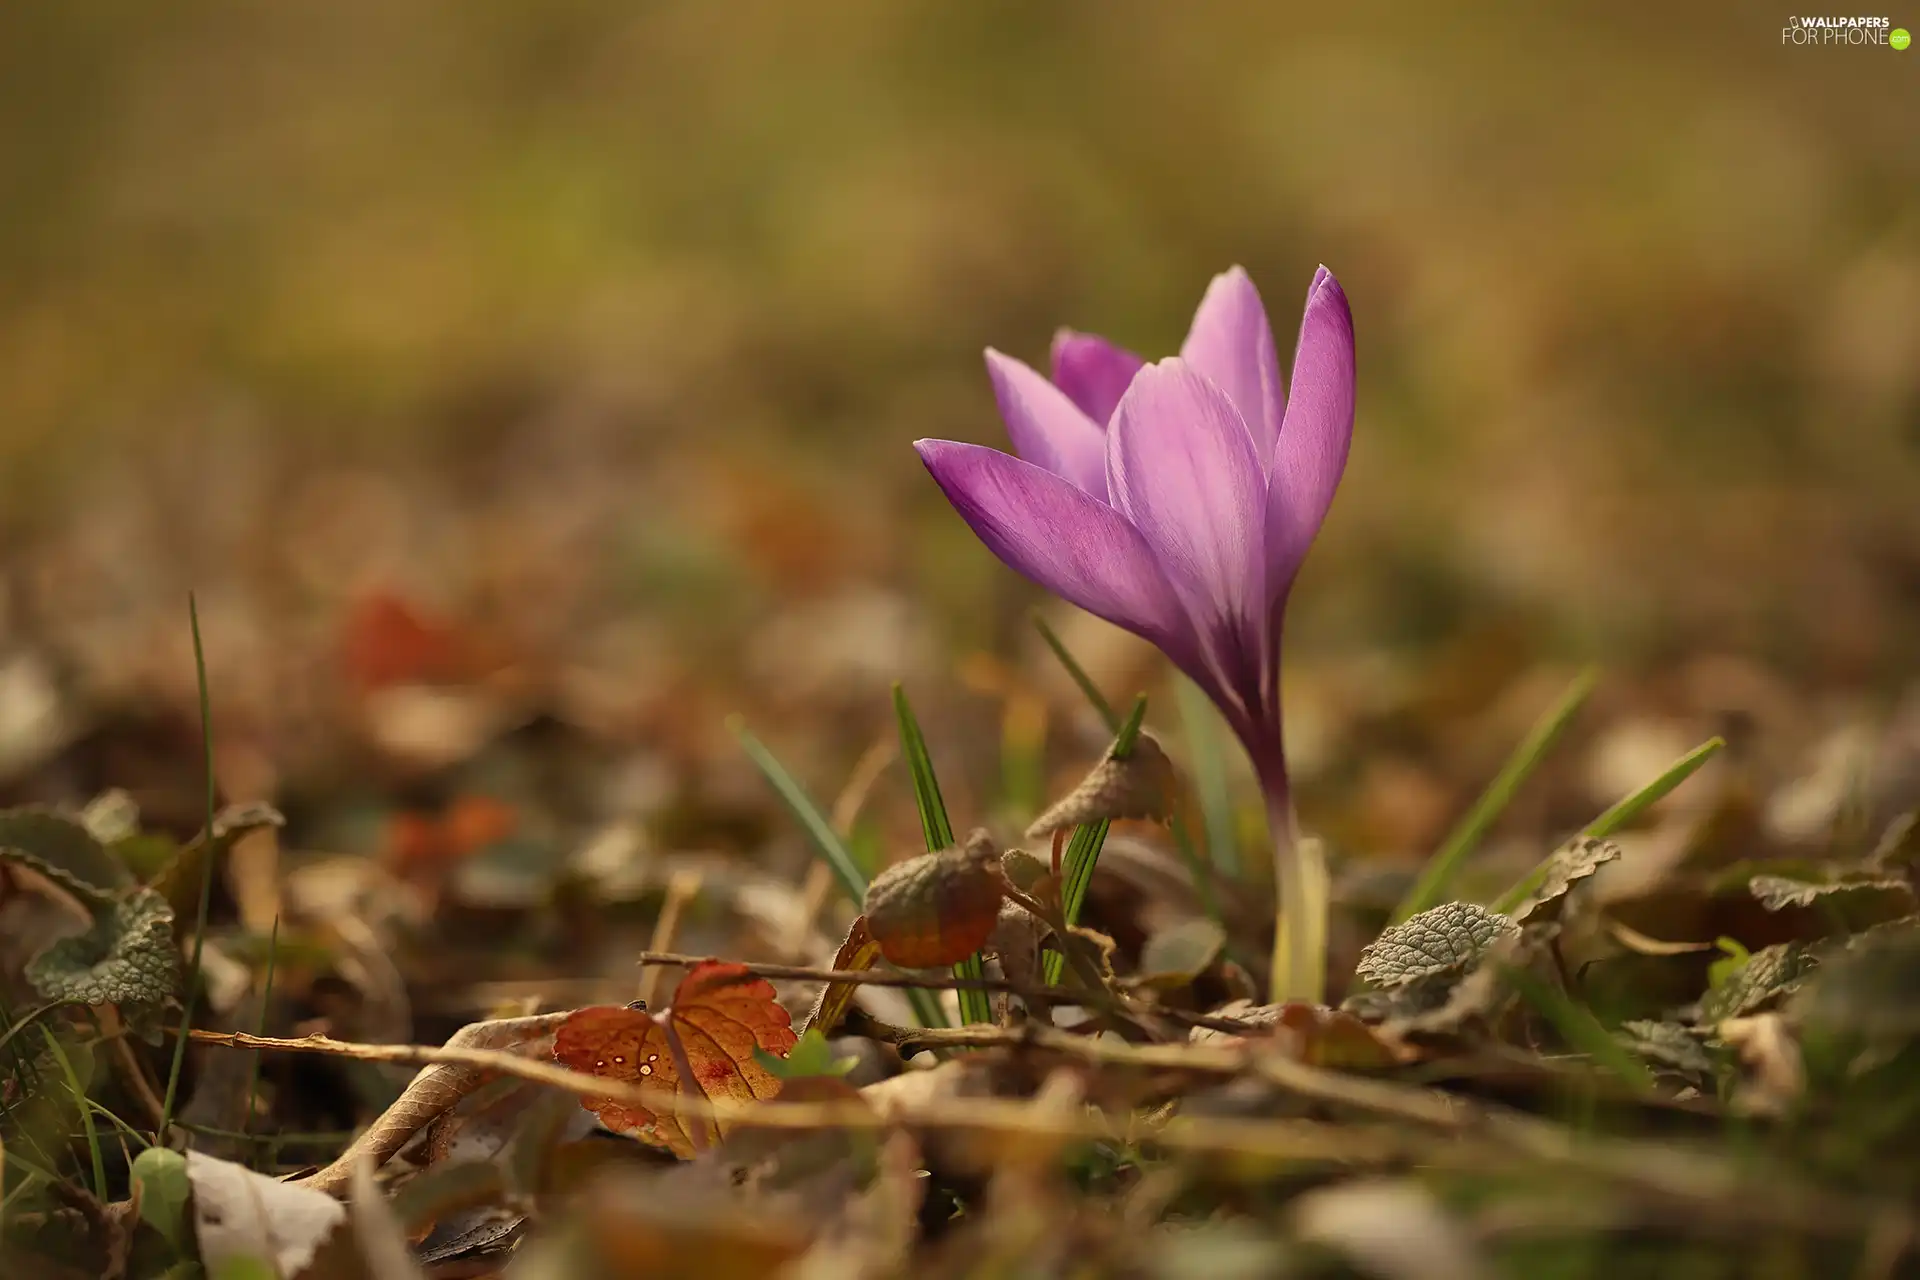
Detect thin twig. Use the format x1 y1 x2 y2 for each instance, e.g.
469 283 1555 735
631 949 1252 1035
637 872 704 1008
185 1017 1916 1244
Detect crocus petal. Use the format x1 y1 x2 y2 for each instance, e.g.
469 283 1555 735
1049 329 1144 428
1266 267 1355 591
983 349 1108 496
1179 267 1286 473
1105 359 1269 716
914 439 1196 658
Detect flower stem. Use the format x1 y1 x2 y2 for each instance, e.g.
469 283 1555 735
1264 778 1326 1005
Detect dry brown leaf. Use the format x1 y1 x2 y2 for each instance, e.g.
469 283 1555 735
1027 731 1179 839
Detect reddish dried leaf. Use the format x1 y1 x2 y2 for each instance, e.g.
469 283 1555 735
443 794 518 853
341 590 484 692
864 837 1004 969
384 795 517 876
553 961 798 1158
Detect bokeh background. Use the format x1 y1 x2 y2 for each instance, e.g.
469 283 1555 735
0 0 1916 900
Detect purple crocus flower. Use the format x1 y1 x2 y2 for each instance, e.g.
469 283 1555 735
914 266 1354 1000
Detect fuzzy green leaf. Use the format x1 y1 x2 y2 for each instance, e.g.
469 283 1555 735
1618 1020 1719 1077
25 888 179 1009
1355 902 1518 989
1696 941 1818 1025
0 807 134 903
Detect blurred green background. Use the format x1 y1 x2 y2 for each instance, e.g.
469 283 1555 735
0 0 1916 785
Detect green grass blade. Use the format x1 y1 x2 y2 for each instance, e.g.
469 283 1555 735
40 1028 105 1203
1491 736 1725 916
892 685 956 850
1032 612 1118 730
85 1099 151 1153
998 698 1047 823
1500 963 1655 1094
1032 620 1254 975
1043 695 1148 984
160 593 219 1142
243 914 280 1142
892 685 990 1024
730 717 871 906
731 714 945 1029
1174 675 1240 880
1392 666 1599 925
1583 737 1726 840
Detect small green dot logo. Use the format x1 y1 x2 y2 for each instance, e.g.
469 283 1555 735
1894 27 1912 49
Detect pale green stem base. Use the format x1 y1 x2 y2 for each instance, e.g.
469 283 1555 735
1266 789 1328 1005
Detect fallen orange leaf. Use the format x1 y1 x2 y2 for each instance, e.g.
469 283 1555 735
553 962 798 1158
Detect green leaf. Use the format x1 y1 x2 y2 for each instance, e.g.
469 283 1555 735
755 1027 856 1081
0 807 134 904
1174 675 1240 880
1393 667 1597 924
1354 902 1518 989
25 888 178 1009
1706 936 1751 990
133 1147 196 1257
1136 918 1227 989
1696 941 1818 1025
1491 736 1723 915
892 685 989 1025
1618 1019 1720 1077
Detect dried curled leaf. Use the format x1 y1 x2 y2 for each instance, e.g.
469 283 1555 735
25 888 177 1009
1354 902 1518 989
1694 941 1818 1025
800 916 883 1038
1869 811 1919 873
150 802 287 920
1747 873 1916 926
998 848 1051 894
1191 1001 1412 1068
1026 731 1177 839
1510 837 1621 924
863 830 1003 969
0 806 135 903
553 961 798 1158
